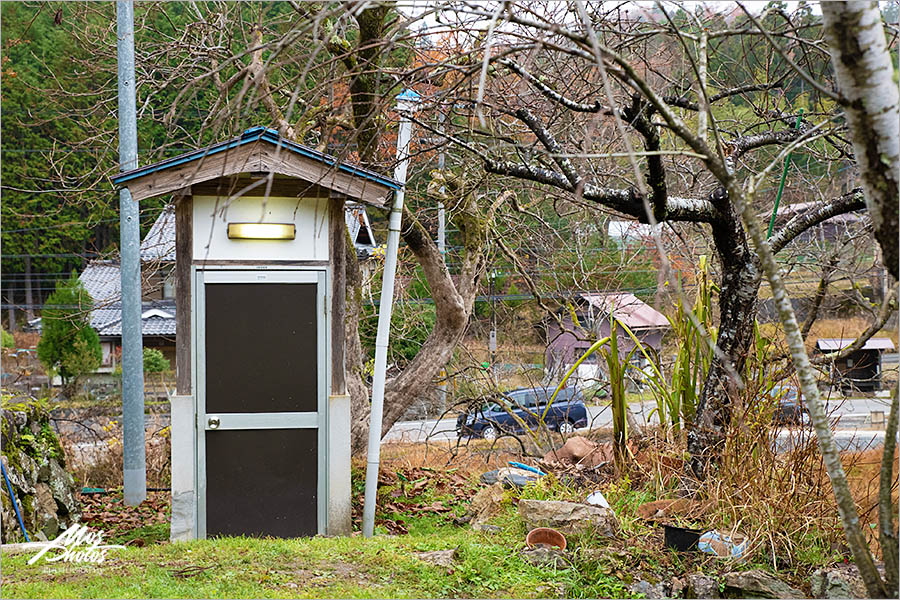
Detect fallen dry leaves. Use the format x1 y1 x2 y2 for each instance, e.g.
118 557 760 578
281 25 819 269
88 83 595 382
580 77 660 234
78 490 170 539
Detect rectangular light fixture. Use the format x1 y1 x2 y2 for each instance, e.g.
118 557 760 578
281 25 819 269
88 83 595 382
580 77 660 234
227 222 295 240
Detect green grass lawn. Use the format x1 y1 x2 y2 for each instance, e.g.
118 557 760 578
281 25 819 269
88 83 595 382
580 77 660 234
1 454 842 598
1 513 633 599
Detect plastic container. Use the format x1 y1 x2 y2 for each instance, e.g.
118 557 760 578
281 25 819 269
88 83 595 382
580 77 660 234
525 527 567 550
698 530 747 559
663 524 701 551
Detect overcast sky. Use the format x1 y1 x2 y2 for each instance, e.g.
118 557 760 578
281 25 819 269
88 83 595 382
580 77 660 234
397 1 826 32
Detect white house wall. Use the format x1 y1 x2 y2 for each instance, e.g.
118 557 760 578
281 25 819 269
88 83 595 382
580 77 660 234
192 195 330 261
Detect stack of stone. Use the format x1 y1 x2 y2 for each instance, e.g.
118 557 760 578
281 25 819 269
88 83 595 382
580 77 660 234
1 399 80 542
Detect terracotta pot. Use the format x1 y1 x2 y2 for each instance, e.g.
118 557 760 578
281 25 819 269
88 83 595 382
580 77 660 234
525 527 567 550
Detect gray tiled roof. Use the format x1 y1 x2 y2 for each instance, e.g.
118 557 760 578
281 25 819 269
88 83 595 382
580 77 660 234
95 303 177 338
140 205 176 262
79 262 122 307
89 307 125 331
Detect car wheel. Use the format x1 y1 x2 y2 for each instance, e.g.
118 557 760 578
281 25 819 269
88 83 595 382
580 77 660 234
557 421 575 434
481 425 498 441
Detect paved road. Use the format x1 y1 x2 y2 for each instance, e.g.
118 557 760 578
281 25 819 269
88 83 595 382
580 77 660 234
385 395 895 453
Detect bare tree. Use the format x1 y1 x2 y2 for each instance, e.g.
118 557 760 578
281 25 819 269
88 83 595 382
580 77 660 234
407 1 883 479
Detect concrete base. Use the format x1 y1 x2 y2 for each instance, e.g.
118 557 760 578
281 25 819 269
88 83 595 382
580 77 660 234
123 469 147 506
169 395 196 541
327 394 352 536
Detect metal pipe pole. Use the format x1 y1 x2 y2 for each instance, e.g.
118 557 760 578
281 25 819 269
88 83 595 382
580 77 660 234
436 110 447 410
117 0 146 507
490 270 497 379
437 110 446 256
362 89 419 538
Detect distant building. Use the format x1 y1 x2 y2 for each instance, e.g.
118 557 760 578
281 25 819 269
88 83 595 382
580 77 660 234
815 337 895 392
541 292 670 385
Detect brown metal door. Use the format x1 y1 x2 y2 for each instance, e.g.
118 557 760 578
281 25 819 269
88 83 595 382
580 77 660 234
200 272 323 538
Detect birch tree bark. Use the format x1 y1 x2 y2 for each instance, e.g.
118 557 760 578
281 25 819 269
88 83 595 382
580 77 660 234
821 1 900 280
735 188 890 599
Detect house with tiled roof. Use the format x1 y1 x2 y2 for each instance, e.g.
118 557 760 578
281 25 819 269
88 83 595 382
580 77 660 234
541 292 670 386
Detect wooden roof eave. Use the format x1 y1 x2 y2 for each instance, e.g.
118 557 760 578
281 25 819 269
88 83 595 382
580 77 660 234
113 133 398 208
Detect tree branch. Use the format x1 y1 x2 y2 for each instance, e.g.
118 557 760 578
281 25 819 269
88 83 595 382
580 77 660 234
624 96 667 219
769 189 866 254
501 59 608 113
663 79 786 111
728 127 806 161
514 107 583 188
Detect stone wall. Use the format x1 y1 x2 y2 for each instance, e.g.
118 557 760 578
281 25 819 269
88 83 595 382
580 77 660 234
1 399 80 542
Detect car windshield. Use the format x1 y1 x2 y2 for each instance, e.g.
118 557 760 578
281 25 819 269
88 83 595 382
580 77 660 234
770 386 799 402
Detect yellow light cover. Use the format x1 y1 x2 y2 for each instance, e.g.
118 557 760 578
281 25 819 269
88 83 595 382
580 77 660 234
227 222 296 240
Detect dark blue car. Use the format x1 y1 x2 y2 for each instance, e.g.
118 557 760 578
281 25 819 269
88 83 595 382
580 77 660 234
456 386 588 440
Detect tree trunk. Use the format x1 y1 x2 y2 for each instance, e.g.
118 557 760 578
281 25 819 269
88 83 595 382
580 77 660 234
349 187 493 454
24 256 35 322
687 190 760 479
821 1 900 280
344 235 375 454
347 3 393 167
878 386 899 595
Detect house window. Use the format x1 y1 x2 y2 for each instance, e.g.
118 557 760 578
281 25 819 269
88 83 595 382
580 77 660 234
846 358 854 368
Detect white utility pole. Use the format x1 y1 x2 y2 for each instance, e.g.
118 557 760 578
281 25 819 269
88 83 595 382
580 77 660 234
362 89 419 538
436 109 448 410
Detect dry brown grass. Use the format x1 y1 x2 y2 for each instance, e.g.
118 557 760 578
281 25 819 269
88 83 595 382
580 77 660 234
622 421 898 568
844 447 900 554
11 331 41 349
378 439 527 479
755 316 898 356
60 422 171 489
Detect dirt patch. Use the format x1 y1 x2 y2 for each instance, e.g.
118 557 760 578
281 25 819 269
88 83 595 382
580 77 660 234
271 559 373 590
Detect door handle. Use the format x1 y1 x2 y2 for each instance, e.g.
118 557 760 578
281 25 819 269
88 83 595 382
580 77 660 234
207 416 220 429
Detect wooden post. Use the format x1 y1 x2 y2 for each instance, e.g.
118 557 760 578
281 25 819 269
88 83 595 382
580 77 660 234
175 193 192 395
329 195 347 396
327 193 351 535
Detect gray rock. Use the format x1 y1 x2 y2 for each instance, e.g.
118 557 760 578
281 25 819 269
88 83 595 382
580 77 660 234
724 570 802 598
40 515 60 539
809 566 868 599
37 461 51 482
472 523 502 533
414 548 457 568
684 573 720 598
520 546 571 568
629 579 670 599
1 403 81 543
466 483 505 525
34 483 59 538
47 460 78 518
517 499 619 537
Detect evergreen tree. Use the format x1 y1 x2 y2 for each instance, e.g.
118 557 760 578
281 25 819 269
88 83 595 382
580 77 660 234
36 273 102 387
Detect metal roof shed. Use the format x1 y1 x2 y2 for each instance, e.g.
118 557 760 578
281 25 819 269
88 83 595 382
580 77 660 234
112 127 400 542
815 337 896 392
